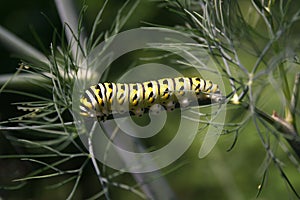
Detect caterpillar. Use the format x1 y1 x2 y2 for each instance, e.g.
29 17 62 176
79 77 222 121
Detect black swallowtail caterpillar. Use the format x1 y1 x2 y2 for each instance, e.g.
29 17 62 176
80 77 222 121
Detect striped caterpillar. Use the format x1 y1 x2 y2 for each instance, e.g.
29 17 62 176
79 77 222 121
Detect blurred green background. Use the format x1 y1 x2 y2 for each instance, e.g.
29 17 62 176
0 0 299 199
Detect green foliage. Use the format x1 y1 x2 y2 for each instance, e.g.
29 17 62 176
0 0 300 199
163 0 300 198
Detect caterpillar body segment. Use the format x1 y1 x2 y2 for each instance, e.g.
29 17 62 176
79 77 222 121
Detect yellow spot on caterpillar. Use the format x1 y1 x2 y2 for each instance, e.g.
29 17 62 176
81 97 93 109
80 112 89 116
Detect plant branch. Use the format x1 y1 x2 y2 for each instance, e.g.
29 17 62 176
0 25 48 64
290 72 300 128
237 101 300 158
102 121 178 200
54 0 85 61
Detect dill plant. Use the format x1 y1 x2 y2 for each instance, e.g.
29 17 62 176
0 0 300 199
0 1 166 199
162 0 300 198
